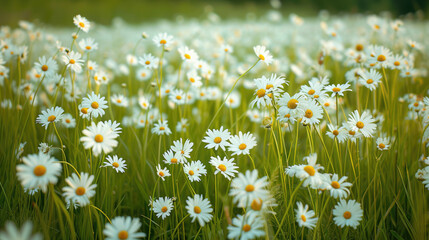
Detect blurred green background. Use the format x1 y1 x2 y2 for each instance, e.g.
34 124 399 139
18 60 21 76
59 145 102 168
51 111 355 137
0 0 427 26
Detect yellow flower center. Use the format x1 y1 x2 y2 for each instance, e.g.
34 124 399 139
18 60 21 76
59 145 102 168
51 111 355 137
145 60 150 65
356 121 364 129
245 184 255 192
332 130 339 136
66 119 71 123
94 134 103 143
394 61 400 66
86 46 91 50
304 165 316 176
256 89 266 98
355 44 364 51
242 224 251 232
188 170 194 176
91 101 99 109
75 187 86 196
176 95 182 100
366 79 373 84
284 114 291 118
343 211 352 219
33 165 47 176
161 206 168 212
171 158 177 164
118 230 128 239
112 162 119 168
266 84 274 90
349 130 356 135
41 65 48 71
213 137 222 144
69 59 75 64
238 143 247 150
79 22 85 28
159 171 165 177
287 99 298 109
251 198 262 211
81 108 88 114
160 127 165 130
378 143 385 149
331 181 340 189
308 89 315 95
160 39 167 44
194 206 201 214
301 215 307 222
258 54 265 60
218 164 226 172
332 87 341 92
305 109 313 118
324 102 330 107
184 54 191 59
47 115 56 122
377 55 386 62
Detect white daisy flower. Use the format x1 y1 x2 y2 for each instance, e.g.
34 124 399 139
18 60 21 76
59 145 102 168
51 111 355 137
209 156 239 180
183 160 207 182
36 106 64 130
333 199 363 229
111 94 129 107
229 169 269 208
300 99 323 125
80 121 119 156
326 174 352 199
79 38 98 52
103 216 146 240
186 194 213 226
152 197 174 220
295 201 318 229
326 124 348 143
202 126 231 151
171 138 193 162
138 53 159 69
62 51 84 73
16 153 62 193
228 131 257 156
61 113 76 128
163 149 181 164
151 120 172 135
227 212 265 240
376 136 391 151
325 82 352 97
178 46 199 62
347 110 376 138
156 164 171 181
35 56 58 78
103 155 127 173
253 45 273 65
81 92 108 118
358 68 382 91
73 15 90 32
62 172 97 207
152 32 174 48
277 92 304 123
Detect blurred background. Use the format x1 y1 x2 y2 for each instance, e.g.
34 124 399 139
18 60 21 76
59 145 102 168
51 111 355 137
1 0 428 26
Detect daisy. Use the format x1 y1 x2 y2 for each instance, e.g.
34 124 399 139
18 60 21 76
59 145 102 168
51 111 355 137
35 56 58 78
79 38 98 52
136 68 152 81
391 54 406 70
138 53 159 69
156 164 171 181
285 153 324 189
295 202 318 229
253 45 273 65
227 212 265 240
250 76 272 108
61 113 76 128
36 106 64 130
342 121 363 142
209 156 239 180
326 124 348 143
163 149 181 164
138 96 151 110
300 100 323 125
78 105 90 120
247 193 277 214
111 94 129 107
186 71 202 88
277 92 304 123
358 68 382 91
152 120 172 135
152 197 174 220
202 126 231 151
228 132 257 156
16 153 62 193
367 45 392 68
153 32 174 48
326 174 352 199
38 142 53 155
103 155 127 173
80 121 119 156
103 216 146 240
300 78 328 101
73 15 90 32
229 169 269 207
81 92 108 118
62 51 84 73
169 89 186 105
333 199 363 229
62 172 97 207
347 110 376 138
376 137 391 151
0 221 42 240
186 194 213 226
325 82 351 97
225 92 241 109
178 46 199 62
183 160 207 182
171 138 193 162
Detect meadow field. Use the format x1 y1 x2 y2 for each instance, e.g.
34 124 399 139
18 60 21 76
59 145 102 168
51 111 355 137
0 9 429 239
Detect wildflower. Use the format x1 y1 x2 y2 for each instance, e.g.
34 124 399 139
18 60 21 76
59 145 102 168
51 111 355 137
325 82 351 97
333 199 363 229
209 156 239 180
80 121 119 156
153 33 174 48
253 45 273 65
171 138 193 162
62 172 97 207
111 94 129 107
81 92 108 118
285 153 324 189
62 51 84 73
61 113 76 128
358 68 382 91
73 15 90 32
38 143 53 155
103 155 127 173
228 132 257 156
300 100 323 125
16 153 62 193
326 174 352 199
186 194 213 226
178 46 199 62
35 56 58 78
169 89 186 105
376 137 391 151
152 197 174 220
277 92 304 123
202 126 231 151
183 160 207 182
347 110 376 138
139 53 159 69
163 149 181 164
103 216 146 239
79 38 98 52
367 45 392 68
156 164 171 181
36 106 64 130
229 169 269 207
151 120 172 135
227 212 265 240
326 124 348 143
295 202 318 229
